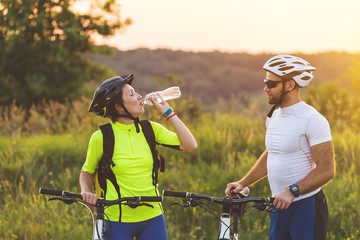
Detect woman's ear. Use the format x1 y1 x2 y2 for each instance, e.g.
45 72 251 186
115 104 125 114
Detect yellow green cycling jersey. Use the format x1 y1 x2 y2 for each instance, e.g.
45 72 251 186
82 121 180 222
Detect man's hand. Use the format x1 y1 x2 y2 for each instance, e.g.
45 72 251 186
225 182 245 198
273 188 295 210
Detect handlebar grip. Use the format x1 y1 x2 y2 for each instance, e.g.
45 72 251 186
162 190 187 198
39 188 63 196
230 187 250 198
140 196 163 202
39 188 83 200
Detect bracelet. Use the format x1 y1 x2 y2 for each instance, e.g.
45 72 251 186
163 108 173 117
166 112 177 121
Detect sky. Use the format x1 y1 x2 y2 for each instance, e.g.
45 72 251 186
76 0 360 54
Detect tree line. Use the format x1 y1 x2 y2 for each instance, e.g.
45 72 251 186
88 48 360 104
1 0 360 108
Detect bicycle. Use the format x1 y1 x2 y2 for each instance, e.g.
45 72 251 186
163 188 278 240
39 188 163 240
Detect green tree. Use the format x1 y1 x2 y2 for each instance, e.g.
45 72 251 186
0 0 131 107
303 59 360 132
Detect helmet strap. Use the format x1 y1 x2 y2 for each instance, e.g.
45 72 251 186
117 102 141 133
267 80 294 118
267 105 277 118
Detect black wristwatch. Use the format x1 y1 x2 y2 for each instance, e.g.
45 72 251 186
289 184 300 197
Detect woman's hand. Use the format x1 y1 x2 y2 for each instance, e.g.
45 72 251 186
79 170 97 205
81 191 98 206
148 93 171 115
148 93 197 152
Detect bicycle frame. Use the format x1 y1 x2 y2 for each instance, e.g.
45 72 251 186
39 188 163 240
163 190 274 240
94 200 104 240
219 196 233 240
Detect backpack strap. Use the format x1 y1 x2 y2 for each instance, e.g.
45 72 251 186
140 120 165 186
100 123 115 168
98 123 122 213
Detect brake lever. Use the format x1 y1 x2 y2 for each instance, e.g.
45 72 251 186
48 197 78 205
266 206 286 213
189 199 201 207
170 199 201 208
254 197 285 213
170 201 191 207
254 202 267 211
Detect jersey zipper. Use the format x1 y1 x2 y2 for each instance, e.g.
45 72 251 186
128 128 134 155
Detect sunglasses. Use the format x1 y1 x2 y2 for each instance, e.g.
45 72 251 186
264 79 283 89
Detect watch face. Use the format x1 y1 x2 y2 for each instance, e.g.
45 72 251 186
290 184 300 197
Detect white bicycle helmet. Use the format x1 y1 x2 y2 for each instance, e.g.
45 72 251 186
263 55 316 87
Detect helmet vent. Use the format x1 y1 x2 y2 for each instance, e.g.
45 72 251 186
279 66 294 71
269 61 286 67
293 61 306 65
269 57 281 62
301 76 311 80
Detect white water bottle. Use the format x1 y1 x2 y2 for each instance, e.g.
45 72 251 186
142 86 181 105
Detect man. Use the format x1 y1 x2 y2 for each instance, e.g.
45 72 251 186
226 55 335 240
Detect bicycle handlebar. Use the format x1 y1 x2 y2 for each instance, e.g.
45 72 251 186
162 190 188 198
163 190 274 205
39 188 163 206
39 188 83 199
97 196 163 207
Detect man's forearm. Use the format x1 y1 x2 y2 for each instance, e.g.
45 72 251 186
239 149 268 187
297 141 335 195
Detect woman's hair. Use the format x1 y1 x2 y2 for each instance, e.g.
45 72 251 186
108 90 124 122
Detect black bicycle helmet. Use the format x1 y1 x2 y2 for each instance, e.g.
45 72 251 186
89 74 133 118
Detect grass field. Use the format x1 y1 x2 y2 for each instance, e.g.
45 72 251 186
0 93 359 239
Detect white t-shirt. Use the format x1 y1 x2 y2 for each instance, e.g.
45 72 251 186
265 101 332 201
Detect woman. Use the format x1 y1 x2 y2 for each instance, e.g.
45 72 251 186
79 74 197 240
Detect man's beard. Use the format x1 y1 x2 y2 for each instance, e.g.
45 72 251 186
268 94 282 105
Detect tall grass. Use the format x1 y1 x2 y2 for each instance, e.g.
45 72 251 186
0 98 100 136
0 96 359 239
